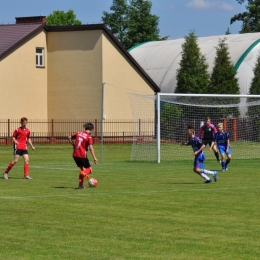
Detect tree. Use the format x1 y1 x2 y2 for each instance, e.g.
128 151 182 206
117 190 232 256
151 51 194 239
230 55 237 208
46 9 82 26
225 27 231 35
209 38 240 117
102 0 168 49
126 0 164 49
247 51 260 139
249 51 260 95
209 38 239 94
175 31 210 94
230 0 260 33
102 0 128 44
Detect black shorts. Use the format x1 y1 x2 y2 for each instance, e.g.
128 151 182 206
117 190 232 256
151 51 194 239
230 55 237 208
202 140 213 146
73 157 91 168
14 149 28 156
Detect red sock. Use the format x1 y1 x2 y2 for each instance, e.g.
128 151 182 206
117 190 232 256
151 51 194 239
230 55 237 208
83 168 91 175
79 174 84 187
24 164 29 177
5 162 14 174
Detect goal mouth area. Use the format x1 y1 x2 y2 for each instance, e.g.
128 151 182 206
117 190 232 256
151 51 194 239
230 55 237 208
130 93 260 162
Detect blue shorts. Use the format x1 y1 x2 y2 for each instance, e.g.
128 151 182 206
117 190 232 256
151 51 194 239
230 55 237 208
194 152 205 168
219 146 231 155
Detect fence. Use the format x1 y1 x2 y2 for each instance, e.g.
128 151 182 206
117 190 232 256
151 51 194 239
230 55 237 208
0 119 155 145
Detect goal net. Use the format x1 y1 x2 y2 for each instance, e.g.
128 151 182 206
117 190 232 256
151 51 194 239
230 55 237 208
130 93 260 162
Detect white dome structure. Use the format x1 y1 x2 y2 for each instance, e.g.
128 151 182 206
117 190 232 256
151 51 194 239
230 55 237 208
129 33 260 94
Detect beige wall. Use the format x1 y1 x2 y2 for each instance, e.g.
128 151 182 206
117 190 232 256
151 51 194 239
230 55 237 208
47 30 103 121
102 32 155 122
0 30 48 122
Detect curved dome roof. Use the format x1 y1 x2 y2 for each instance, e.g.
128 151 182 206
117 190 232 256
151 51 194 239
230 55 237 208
129 33 260 94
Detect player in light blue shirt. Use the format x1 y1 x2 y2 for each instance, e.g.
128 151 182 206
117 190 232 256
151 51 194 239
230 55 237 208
182 125 218 184
210 122 231 172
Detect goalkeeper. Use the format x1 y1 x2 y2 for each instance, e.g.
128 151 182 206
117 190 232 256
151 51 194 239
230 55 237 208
197 117 220 163
182 125 218 184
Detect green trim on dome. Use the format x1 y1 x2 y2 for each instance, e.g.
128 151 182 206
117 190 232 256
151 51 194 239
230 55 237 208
127 41 151 52
234 38 260 71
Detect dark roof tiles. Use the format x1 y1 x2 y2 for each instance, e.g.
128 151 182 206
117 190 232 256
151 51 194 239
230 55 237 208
0 23 45 58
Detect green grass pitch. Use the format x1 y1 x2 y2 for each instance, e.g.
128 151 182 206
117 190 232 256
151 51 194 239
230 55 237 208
0 144 259 260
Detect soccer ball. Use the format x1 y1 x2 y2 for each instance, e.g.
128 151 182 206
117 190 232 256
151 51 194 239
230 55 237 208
88 178 98 187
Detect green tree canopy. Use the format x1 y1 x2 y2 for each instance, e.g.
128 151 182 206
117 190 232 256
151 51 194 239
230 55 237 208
175 31 210 94
209 38 239 94
102 0 128 44
102 0 168 49
46 9 82 26
249 51 260 94
230 0 260 33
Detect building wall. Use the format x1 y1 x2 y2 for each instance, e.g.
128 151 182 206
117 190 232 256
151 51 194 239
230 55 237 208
102 32 155 121
0 30 48 121
47 30 103 121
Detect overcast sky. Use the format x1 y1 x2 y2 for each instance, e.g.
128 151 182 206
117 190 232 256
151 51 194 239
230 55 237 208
0 0 247 39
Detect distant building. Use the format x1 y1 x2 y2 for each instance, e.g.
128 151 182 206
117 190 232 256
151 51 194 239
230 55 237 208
0 16 160 122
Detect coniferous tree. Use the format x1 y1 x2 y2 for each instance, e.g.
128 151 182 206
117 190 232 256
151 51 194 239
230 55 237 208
175 31 210 94
230 0 260 33
102 0 168 49
249 52 260 95
225 27 231 35
102 0 128 44
248 51 260 140
175 31 210 123
209 38 239 94
210 38 240 118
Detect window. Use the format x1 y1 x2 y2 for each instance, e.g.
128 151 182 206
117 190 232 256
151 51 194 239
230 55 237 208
36 48 44 67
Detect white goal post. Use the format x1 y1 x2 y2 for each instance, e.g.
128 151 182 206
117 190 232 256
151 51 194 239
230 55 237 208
130 93 260 163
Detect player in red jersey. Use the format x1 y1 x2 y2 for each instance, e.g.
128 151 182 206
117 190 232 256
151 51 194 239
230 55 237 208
3 117 35 180
68 122 98 189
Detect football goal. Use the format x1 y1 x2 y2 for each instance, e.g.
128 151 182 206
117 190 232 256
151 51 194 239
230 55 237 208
130 93 260 163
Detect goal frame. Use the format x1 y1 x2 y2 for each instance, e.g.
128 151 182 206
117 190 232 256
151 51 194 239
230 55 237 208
156 93 260 163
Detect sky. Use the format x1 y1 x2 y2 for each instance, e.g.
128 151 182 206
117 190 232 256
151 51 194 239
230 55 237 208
0 0 247 40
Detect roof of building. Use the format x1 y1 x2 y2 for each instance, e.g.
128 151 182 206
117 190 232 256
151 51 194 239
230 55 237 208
0 23 45 59
0 22 160 93
129 33 260 94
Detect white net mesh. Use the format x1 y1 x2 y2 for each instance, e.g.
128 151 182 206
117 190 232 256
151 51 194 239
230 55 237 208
130 93 260 161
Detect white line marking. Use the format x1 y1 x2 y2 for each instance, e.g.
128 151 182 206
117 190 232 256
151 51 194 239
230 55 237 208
0 186 258 200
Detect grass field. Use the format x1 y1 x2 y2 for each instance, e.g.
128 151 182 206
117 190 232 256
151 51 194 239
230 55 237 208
0 144 259 260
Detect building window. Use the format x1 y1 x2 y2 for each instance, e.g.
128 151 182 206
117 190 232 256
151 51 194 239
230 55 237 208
36 48 44 67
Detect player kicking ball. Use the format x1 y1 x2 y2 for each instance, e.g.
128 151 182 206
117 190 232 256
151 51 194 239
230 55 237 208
182 125 218 184
68 122 98 189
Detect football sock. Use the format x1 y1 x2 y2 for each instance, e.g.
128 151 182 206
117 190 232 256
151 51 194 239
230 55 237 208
79 174 84 187
199 172 210 180
5 162 14 174
226 159 231 166
83 168 91 175
202 169 214 175
214 152 219 160
24 163 29 176
221 161 225 169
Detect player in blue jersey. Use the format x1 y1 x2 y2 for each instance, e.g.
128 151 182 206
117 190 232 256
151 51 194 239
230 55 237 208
210 122 231 172
182 125 218 184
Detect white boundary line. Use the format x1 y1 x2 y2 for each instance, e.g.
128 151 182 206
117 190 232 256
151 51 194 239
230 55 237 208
0 186 259 200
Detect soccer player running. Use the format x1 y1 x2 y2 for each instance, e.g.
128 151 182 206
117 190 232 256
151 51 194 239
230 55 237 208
182 125 218 184
210 122 231 172
68 122 98 189
3 117 35 180
197 116 220 163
